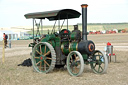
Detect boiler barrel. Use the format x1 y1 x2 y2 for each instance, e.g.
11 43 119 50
78 40 95 55
61 40 95 55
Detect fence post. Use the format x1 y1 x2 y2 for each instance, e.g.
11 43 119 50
2 40 5 63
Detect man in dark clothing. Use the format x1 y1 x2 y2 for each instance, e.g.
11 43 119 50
3 33 8 48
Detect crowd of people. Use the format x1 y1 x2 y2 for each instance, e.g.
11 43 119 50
3 33 11 48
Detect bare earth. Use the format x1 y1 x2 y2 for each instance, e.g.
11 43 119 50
0 33 128 85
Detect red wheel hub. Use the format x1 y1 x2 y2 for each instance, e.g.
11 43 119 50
40 56 43 60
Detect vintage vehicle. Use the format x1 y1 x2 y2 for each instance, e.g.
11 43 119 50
24 4 108 76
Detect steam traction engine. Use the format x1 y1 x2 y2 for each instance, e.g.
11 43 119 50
24 4 108 76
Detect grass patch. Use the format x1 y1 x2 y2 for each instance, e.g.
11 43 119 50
27 23 128 34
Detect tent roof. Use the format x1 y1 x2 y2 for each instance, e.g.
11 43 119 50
0 31 17 34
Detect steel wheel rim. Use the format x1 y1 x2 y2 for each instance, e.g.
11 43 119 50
91 50 108 74
32 42 56 73
67 51 84 76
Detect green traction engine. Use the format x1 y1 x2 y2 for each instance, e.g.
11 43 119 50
25 4 108 76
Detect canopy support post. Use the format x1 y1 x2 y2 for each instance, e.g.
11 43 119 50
58 14 60 32
67 14 68 30
41 19 43 35
33 19 35 43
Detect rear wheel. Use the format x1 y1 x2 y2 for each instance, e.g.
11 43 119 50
32 42 56 73
90 50 108 74
67 51 84 76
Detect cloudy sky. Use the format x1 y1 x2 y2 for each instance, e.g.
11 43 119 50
0 0 128 28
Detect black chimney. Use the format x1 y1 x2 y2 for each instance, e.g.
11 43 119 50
81 4 88 40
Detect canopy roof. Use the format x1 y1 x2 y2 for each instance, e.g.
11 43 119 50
24 9 81 21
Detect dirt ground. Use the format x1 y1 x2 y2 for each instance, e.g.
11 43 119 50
0 33 128 85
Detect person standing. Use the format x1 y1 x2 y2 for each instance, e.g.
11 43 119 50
3 33 8 48
9 38 11 48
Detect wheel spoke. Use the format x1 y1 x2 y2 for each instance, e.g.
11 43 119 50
74 54 77 60
40 46 42 54
69 62 72 69
36 61 41 65
99 65 103 71
36 50 42 55
75 66 78 73
70 56 73 62
99 56 103 60
44 60 50 67
44 62 46 71
75 57 79 62
98 52 100 56
35 57 40 59
44 51 51 56
39 62 42 70
74 54 79 62
46 57 52 60
94 63 97 68
98 55 100 60
72 66 73 72
77 61 80 66
98 65 100 72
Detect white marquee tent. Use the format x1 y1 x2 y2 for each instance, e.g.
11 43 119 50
0 31 18 41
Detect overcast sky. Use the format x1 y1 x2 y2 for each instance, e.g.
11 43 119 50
0 0 128 28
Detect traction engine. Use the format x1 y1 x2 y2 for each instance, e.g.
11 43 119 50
25 4 108 76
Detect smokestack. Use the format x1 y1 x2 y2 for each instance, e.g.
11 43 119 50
81 4 88 40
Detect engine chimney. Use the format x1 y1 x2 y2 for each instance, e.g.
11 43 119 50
81 4 88 40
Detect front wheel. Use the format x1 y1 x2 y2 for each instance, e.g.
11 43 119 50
67 51 84 76
90 50 108 74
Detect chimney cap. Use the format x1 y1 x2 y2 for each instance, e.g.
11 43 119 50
81 4 88 8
